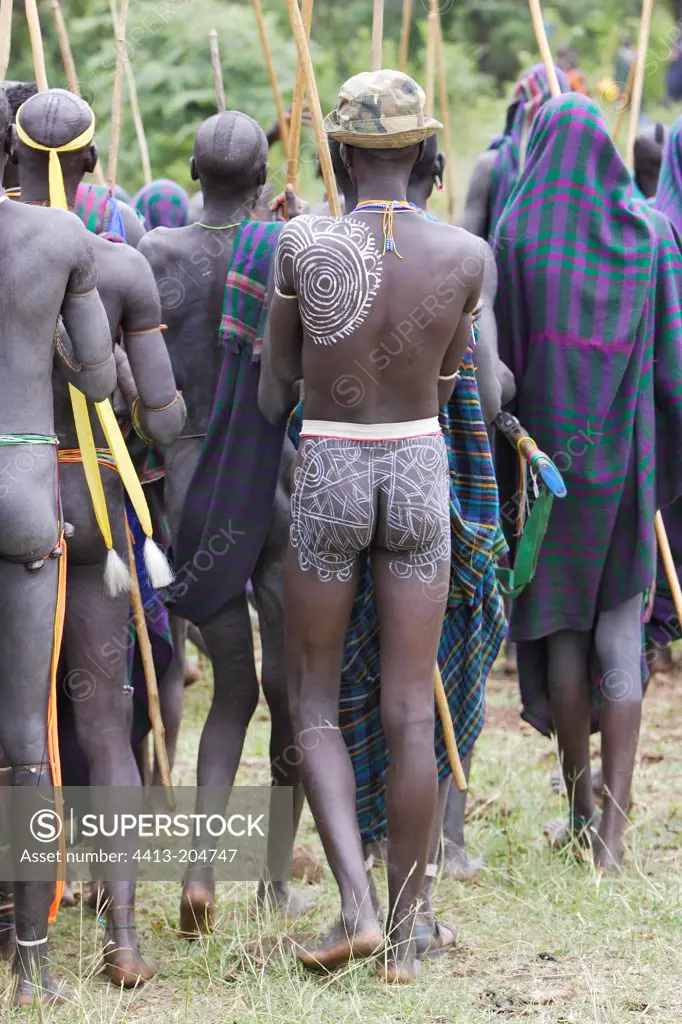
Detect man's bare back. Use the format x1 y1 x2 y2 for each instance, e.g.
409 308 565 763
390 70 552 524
0 200 112 559
271 212 483 424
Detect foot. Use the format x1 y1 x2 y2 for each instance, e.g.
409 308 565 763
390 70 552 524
10 969 67 1007
593 824 625 874
378 937 421 984
413 916 456 960
544 816 596 854
257 881 315 921
103 933 158 988
442 839 483 881
179 882 215 940
296 917 383 971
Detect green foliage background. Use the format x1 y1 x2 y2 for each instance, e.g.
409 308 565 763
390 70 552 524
5 0 681 195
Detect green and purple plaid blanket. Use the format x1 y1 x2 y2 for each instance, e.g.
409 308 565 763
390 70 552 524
493 95 682 735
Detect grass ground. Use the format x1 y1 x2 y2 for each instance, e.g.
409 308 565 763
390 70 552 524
2 644 680 1023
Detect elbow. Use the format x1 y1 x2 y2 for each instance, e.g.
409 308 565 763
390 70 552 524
79 354 118 403
138 395 187 446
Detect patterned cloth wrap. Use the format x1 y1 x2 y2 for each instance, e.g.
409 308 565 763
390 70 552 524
649 115 682 645
487 64 570 239
171 221 288 624
132 178 189 230
493 94 682 735
74 183 127 242
288 334 507 844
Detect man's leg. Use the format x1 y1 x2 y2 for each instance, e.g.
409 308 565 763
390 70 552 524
287 546 382 968
63 562 155 987
179 592 259 937
593 593 644 870
251 539 309 917
373 550 447 982
442 753 483 878
0 559 64 1005
545 630 595 845
153 614 188 783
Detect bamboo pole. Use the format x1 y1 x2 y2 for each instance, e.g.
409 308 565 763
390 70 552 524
434 666 467 792
286 0 314 191
252 0 290 159
425 0 438 116
398 0 412 71
51 0 79 94
612 58 636 145
110 0 152 185
125 525 175 802
25 0 49 92
0 0 11 84
107 0 128 187
528 0 560 99
286 0 340 216
435 15 455 223
625 0 655 172
208 29 226 113
372 0 384 72
655 512 682 631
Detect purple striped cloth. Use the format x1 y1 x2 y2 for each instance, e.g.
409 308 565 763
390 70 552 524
494 94 682 649
132 178 189 230
655 116 682 234
487 64 570 239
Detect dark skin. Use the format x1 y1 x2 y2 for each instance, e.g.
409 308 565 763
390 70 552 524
262 141 484 982
633 124 666 199
0 105 114 1005
140 111 308 931
14 88 184 989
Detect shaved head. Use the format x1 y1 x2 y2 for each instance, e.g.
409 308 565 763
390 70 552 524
192 111 268 195
15 88 93 148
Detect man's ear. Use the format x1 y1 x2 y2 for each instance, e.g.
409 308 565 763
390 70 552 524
434 151 446 187
8 125 18 165
258 162 268 188
84 144 97 174
189 155 198 181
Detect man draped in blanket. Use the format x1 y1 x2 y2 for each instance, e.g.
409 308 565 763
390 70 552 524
646 115 682 671
262 70 501 984
494 94 682 871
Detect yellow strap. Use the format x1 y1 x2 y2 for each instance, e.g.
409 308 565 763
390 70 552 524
68 385 113 549
94 400 153 538
15 103 95 211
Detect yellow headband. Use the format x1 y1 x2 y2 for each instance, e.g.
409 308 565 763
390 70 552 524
15 101 96 210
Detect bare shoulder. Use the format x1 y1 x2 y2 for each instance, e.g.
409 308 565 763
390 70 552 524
434 221 492 262
138 224 181 266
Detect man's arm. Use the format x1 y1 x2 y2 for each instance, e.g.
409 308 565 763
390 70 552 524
60 227 116 400
471 246 516 423
438 313 472 406
457 149 497 239
121 249 186 444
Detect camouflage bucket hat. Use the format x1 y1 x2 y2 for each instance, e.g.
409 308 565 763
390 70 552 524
323 69 442 149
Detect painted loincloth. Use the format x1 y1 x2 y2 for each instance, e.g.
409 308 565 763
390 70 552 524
170 220 287 625
292 424 450 585
288 341 507 843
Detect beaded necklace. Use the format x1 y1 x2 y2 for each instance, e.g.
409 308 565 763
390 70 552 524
351 199 424 258
194 220 242 230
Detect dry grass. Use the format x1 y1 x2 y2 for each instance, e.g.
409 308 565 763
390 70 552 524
1 650 680 1023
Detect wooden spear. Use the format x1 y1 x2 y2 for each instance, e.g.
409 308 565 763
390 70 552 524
625 0 655 172
107 0 129 187
252 0 290 159
51 0 107 185
286 0 341 214
372 0 384 72
434 666 467 792
435 13 455 223
286 0 314 192
125 524 175 803
425 0 438 116
612 59 636 145
208 29 226 113
25 0 49 92
528 0 560 99
398 0 412 71
110 0 152 186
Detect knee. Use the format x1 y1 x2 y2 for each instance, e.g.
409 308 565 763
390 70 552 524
381 701 435 746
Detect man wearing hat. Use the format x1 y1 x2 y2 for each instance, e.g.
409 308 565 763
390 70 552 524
264 70 490 983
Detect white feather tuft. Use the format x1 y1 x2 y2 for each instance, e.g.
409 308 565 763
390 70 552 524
144 537 174 589
104 548 131 597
